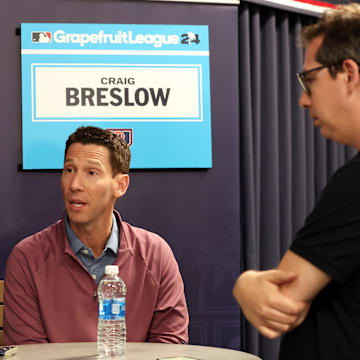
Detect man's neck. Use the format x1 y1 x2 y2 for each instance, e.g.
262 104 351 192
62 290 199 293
69 215 113 258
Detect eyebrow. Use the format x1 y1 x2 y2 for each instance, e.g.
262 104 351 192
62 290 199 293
64 158 104 167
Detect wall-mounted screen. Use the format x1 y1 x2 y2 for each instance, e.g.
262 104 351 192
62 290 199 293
21 23 212 169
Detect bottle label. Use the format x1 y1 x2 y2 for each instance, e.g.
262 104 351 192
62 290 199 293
98 298 125 320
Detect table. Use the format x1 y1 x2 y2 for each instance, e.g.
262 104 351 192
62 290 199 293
10 342 261 360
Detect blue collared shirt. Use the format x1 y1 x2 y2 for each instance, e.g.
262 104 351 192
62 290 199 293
65 213 119 284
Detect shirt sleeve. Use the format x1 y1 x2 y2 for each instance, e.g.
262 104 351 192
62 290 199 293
290 157 360 284
146 240 189 344
4 244 49 344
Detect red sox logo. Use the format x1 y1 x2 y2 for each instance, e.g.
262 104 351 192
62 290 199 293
107 129 133 147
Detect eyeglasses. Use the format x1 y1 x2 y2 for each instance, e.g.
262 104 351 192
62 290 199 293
297 64 337 95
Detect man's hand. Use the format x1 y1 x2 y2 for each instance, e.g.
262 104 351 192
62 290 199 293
233 270 309 339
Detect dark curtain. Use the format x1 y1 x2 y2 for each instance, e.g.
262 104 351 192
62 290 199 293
238 3 357 360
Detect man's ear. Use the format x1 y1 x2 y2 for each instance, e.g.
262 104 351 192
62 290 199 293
343 59 360 93
113 173 130 199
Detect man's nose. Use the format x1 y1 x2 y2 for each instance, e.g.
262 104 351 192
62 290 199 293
299 90 310 109
69 172 84 191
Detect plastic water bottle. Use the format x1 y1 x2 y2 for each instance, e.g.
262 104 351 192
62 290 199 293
97 265 126 358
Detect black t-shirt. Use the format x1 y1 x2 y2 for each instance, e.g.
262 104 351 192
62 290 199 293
279 152 360 360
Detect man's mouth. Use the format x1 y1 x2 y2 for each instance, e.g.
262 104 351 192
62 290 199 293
69 200 86 208
312 117 320 126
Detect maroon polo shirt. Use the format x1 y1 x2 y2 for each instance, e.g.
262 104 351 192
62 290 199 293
4 212 188 344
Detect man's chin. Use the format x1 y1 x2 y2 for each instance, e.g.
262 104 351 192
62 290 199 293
67 213 88 226
319 128 341 144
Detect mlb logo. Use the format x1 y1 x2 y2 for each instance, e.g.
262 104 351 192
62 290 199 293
107 129 133 147
32 32 52 43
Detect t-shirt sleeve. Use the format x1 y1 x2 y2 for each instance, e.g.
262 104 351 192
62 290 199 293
290 156 360 285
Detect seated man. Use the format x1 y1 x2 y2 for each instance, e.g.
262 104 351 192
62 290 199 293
4 126 188 344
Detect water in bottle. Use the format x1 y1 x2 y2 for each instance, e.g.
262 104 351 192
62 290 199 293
97 265 126 358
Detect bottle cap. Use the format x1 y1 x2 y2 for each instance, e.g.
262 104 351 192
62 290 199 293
105 265 119 275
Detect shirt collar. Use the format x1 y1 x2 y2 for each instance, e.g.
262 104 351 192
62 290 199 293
65 213 119 256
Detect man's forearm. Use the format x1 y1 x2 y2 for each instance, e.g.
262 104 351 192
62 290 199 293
277 250 331 303
233 269 307 339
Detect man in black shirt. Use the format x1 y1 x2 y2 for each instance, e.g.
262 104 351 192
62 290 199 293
233 4 360 359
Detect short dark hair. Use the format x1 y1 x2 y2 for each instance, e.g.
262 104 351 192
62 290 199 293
301 4 360 78
65 126 131 175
